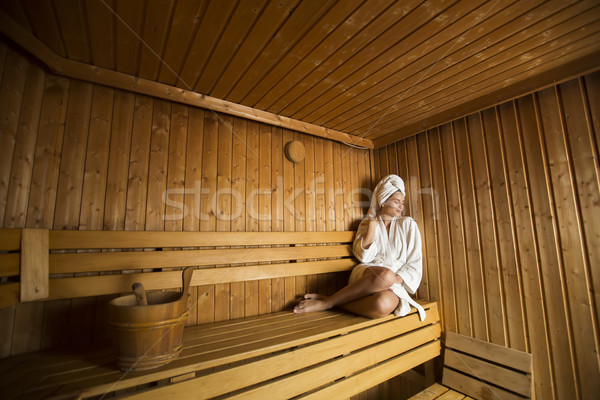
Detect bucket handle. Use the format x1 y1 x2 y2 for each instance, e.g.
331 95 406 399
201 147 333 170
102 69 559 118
179 267 193 309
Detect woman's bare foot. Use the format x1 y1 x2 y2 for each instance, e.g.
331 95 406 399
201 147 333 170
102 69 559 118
293 294 330 314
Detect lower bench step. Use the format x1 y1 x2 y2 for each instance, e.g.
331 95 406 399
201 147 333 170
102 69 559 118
409 383 476 400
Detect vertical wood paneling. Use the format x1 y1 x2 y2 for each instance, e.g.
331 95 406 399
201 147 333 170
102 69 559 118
580 74 600 333
283 129 297 308
406 137 430 303
198 112 218 323
340 142 353 230
349 146 362 229
0 49 28 226
323 139 335 231
145 100 171 230
560 79 600 360
215 115 233 321
124 95 153 230
245 121 260 317
417 133 439 308
466 113 507 346
164 103 187 232
4 63 45 228
258 124 272 314
303 135 316 232
314 137 325 231
439 125 471 336
357 147 370 217
231 117 247 319
539 84 599 398
315 138 329 295
377 146 388 185
25 76 70 228
183 108 204 232
0 39 7 79
79 86 114 230
482 107 526 350
271 127 284 312
0 49 367 360
54 77 96 354
376 71 600 399
429 127 457 334
54 80 93 229
395 141 409 216
332 142 344 231
184 108 204 325
164 102 188 326
103 90 134 230
499 99 553 396
304 134 318 294
518 93 576 399
452 119 488 341
293 131 308 297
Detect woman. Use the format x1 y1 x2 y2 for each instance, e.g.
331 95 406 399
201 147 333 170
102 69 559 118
293 174 425 321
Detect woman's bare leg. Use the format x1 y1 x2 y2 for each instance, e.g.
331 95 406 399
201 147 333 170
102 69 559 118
293 266 396 314
340 290 399 318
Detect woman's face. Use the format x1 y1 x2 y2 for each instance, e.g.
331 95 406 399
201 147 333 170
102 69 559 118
380 192 405 217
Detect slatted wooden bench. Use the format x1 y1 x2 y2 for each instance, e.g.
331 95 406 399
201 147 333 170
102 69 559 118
409 332 533 400
0 228 441 399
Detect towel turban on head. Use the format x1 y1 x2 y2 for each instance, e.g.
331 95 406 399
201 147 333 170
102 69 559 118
367 174 405 218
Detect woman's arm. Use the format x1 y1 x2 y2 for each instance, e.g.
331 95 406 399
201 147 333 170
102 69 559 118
360 219 379 249
352 218 380 262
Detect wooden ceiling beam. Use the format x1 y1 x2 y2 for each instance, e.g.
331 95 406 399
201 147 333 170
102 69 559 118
0 10 373 149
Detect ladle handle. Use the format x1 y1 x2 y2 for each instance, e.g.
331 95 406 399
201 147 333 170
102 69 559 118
180 267 193 309
132 283 148 306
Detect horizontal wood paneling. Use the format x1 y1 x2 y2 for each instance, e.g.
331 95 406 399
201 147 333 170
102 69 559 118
2 0 599 144
0 44 372 358
375 71 600 399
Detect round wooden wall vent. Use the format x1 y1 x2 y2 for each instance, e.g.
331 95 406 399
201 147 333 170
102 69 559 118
285 141 305 163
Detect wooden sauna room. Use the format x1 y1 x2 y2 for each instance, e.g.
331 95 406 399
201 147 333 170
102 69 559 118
0 0 599 399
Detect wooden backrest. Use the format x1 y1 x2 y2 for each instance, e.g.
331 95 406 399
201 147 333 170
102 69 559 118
442 332 533 400
0 229 356 308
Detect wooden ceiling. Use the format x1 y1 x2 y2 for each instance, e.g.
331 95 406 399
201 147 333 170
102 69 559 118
2 0 600 147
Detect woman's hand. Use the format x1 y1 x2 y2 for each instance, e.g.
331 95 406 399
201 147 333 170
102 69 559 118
361 217 379 249
395 274 403 285
367 218 379 230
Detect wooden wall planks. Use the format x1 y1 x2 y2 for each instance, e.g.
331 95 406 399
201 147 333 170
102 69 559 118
376 71 600 399
0 45 371 358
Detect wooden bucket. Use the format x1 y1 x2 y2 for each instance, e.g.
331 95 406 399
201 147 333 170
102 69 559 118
107 268 193 371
